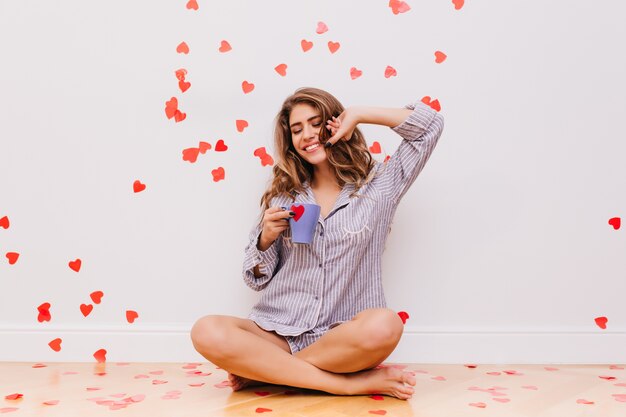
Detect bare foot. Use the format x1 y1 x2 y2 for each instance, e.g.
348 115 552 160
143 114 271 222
227 372 267 391
343 366 416 400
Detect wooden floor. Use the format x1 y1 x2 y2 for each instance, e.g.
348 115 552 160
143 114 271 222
1 362 625 416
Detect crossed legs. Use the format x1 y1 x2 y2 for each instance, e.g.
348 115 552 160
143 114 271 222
190 308 415 399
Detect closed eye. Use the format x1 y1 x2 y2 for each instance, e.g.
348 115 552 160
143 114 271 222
293 122 322 134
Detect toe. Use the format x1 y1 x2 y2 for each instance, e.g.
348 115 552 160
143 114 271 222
402 372 416 386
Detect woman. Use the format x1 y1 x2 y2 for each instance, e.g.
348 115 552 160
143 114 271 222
191 87 444 400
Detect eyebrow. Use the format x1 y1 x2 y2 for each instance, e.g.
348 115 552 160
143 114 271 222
290 115 321 129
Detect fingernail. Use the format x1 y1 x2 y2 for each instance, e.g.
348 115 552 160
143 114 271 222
324 142 332 148
289 211 296 216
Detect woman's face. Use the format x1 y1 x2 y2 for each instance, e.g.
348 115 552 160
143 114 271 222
289 103 328 165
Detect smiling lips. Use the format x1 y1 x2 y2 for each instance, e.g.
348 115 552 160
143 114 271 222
304 143 321 153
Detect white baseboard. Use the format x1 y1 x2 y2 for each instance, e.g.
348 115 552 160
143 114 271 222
1 324 624 364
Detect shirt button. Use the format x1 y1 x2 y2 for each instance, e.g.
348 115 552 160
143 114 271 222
319 263 322 268
320 231 324 236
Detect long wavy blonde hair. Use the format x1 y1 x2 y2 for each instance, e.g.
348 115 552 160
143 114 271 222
259 87 378 213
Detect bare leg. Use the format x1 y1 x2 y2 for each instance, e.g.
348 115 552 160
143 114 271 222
190 315 415 399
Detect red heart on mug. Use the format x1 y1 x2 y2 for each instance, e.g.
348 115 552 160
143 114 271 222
290 205 305 222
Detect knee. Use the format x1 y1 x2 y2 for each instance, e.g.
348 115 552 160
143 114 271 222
358 308 404 351
190 315 230 357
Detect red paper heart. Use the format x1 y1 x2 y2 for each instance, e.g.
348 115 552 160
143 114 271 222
175 68 187 81
255 407 273 413
42 400 59 406
493 398 510 403
465 364 477 368
369 395 384 400
179 80 191 93
369 141 382 154
165 97 178 119
186 0 198 10
174 110 186 122
469 402 487 408
182 147 200 163
397 311 409 324
215 140 228 152
434 51 447 63
452 0 465 11
69 258 82 272
212 167 225 182
218 40 231 53
6 252 19 265
368 411 387 415
595 316 608 329
254 391 270 396
38 303 51 322
274 63 287 76
242 81 255 94
608 217 621 230
236 119 249 132
599 375 616 380
5 393 23 400
0 216 9 229
328 41 340 54
133 180 146 193
389 0 411 14
290 205 305 222
301 39 313 52
93 349 107 363
126 310 139 323
48 338 62 352
316 21 328 34
198 141 211 153
350 67 363 80
80 304 93 317
576 399 594 404
176 42 189 54
421 96 442 112
384 66 397 78
90 291 103 304
0 408 19 413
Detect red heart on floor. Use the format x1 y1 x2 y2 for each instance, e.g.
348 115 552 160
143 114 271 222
6 252 19 265
254 391 271 396
186 0 198 10
242 81 254 94
179 80 191 93
389 0 411 14
301 39 313 52
290 205 305 221
198 142 211 153
176 42 189 54
0 408 19 413
175 69 187 81
133 180 146 193
435 51 447 63
69 259 82 272
465 364 477 368
576 399 594 404
174 110 186 122
90 291 103 304
126 310 139 323
368 411 387 415
487 372 501 376
218 40 232 53
595 316 608 329
42 400 59 406
608 217 621 230
38 303 51 322
469 402 487 408
93 349 107 363
212 167 225 182
369 141 382 154
255 408 272 413
214 380 232 388
369 395 384 400
5 393 23 400
274 64 287 76
384 66 397 78
0 216 9 229
609 365 624 370
215 139 228 152
599 375 616 380
432 376 446 381
80 304 93 317
316 21 328 34
350 67 362 80
421 96 442 112
48 338 62 352
397 311 409 324
493 398 510 403
165 97 178 119
328 41 340 54
613 394 626 402
182 147 200 163
236 119 249 132
452 0 465 10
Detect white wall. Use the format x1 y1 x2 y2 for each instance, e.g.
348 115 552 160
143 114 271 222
1 0 625 364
